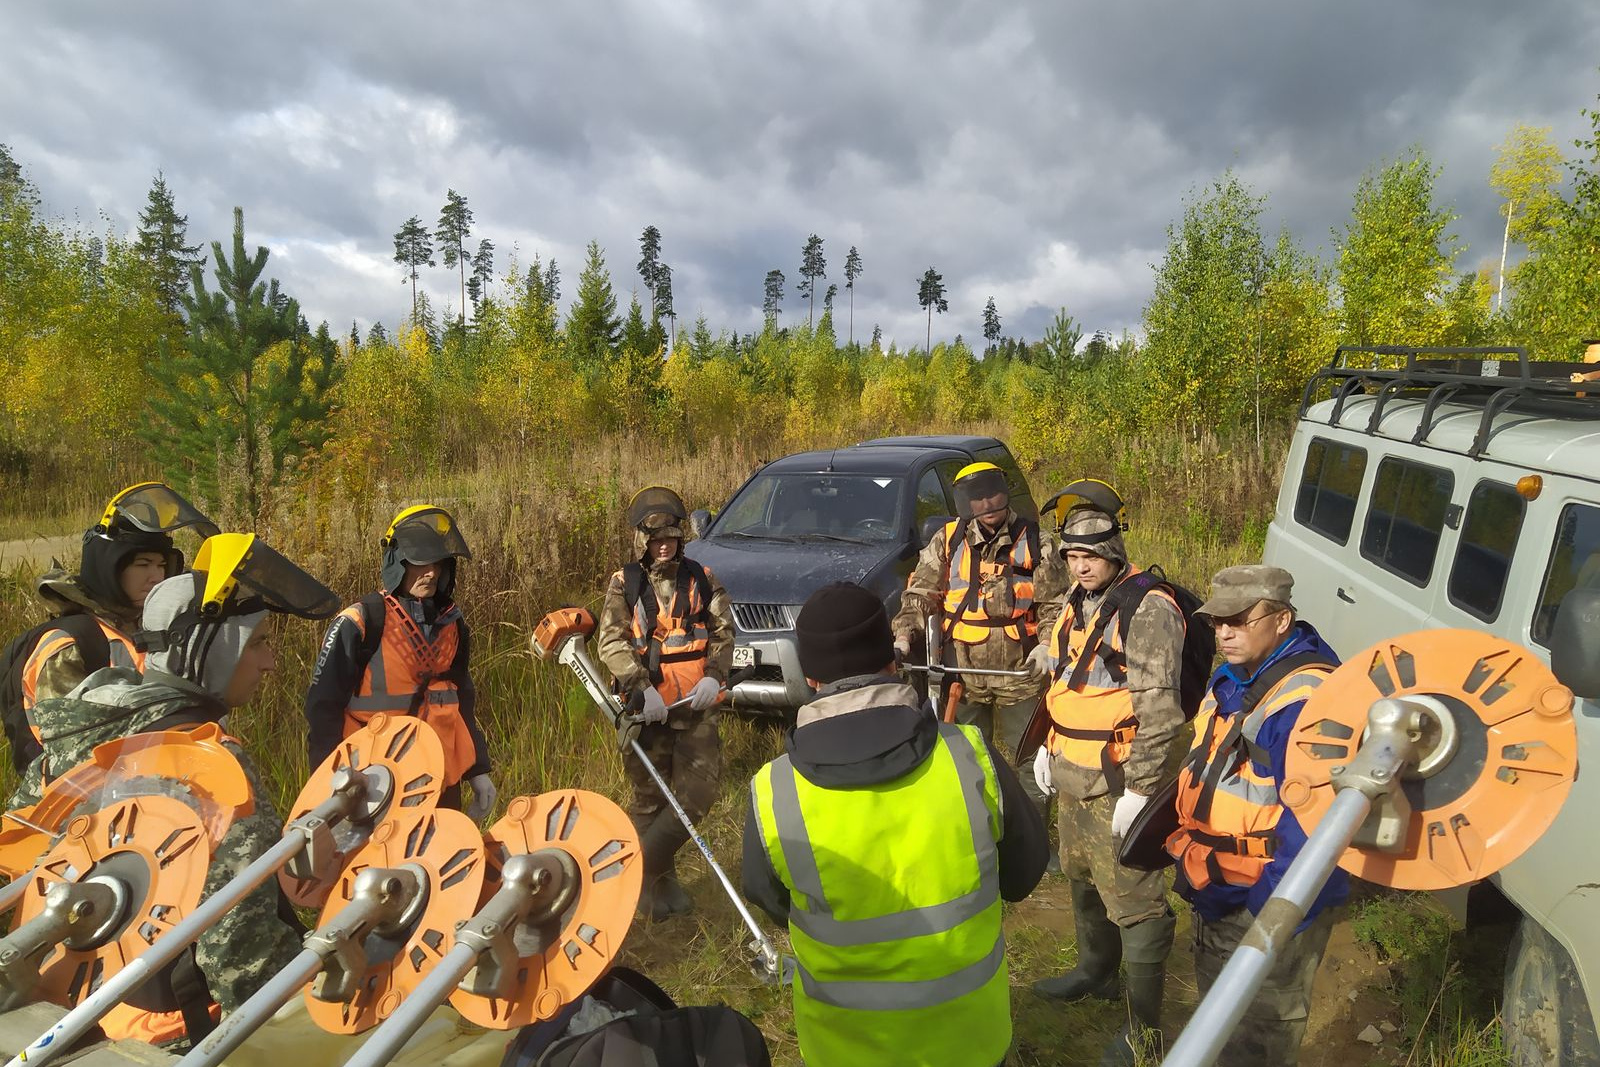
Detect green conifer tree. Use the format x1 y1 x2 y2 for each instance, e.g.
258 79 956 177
566 240 621 367
135 172 206 319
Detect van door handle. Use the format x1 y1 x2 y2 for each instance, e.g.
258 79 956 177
1337 587 1356 604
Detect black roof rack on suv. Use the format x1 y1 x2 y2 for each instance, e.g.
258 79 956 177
1299 345 1598 457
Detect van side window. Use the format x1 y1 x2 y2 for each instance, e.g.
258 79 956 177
1360 458 1454 586
1447 481 1525 621
1532 503 1600 646
914 467 950 527
1294 438 1368 543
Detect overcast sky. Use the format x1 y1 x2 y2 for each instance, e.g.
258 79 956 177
4 2 1599 348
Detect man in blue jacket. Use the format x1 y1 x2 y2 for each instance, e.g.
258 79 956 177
1166 565 1346 1067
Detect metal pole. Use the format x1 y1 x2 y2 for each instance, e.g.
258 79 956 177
559 640 781 977
8 834 305 1067
175 949 325 1067
339 942 478 1067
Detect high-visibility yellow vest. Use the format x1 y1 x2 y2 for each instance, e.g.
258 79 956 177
751 721 1011 1067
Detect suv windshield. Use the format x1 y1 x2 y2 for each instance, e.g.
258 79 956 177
712 473 905 543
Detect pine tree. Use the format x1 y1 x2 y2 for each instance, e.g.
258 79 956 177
637 225 663 324
436 189 473 325
917 267 949 353
144 208 340 518
844 245 863 346
468 238 494 311
654 262 676 349
134 173 205 319
763 269 786 323
797 234 826 327
393 216 434 320
566 240 621 367
982 297 1001 355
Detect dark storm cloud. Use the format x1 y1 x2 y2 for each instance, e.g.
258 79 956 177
4 1 1598 348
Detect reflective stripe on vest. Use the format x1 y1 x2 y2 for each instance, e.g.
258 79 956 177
751 722 1010 1067
22 620 140 715
1042 571 1177 771
346 596 462 714
941 519 1037 645
626 564 712 704
1167 667 1332 890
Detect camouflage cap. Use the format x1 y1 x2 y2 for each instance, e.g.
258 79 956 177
1058 508 1127 564
1196 564 1295 619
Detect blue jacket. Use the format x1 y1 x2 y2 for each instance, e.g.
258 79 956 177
1176 620 1350 928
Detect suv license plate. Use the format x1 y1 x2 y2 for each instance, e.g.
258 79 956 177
732 647 758 669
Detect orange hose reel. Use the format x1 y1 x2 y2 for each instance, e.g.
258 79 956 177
303 806 486 1034
19 795 212 1008
450 790 642 1029
1282 628 1577 891
280 713 446 908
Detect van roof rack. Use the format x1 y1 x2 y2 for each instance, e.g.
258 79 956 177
1299 345 1598 457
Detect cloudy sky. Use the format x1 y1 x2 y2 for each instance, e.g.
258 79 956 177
4 1 1598 348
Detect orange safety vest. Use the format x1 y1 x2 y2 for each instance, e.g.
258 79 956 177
341 594 477 785
22 618 141 722
622 559 715 705
940 517 1039 645
1042 566 1177 773
1167 658 1333 891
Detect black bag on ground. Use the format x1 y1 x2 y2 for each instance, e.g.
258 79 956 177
500 967 771 1067
1 612 111 774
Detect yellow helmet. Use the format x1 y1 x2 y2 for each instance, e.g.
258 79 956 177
952 462 1010 522
1041 478 1128 532
96 481 219 539
953 461 1002 484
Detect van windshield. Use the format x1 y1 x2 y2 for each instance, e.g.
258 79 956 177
711 474 905 543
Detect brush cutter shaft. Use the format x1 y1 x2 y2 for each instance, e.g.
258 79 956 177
6 832 304 1067
340 942 478 1067
555 637 781 978
176 948 324 1067
900 663 1032 678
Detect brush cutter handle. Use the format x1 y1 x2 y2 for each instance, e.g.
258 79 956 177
659 664 759 715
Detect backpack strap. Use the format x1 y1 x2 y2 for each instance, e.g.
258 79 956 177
52 613 112 673
1061 566 1148 690
939 517 982 647
623 562 668 684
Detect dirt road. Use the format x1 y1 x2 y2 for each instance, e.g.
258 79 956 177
0 535 74 571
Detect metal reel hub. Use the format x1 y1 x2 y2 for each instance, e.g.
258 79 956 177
450 789 642 1030
303 806 485 1035
1282 628 1577 890
280 713 446 907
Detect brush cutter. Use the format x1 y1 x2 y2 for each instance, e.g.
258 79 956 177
1161 630 1577 1067
530 607 783 981
7 713 446 1067
902 615 1034 721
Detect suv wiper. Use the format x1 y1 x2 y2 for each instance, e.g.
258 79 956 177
718 531 800 543
794 532 871 544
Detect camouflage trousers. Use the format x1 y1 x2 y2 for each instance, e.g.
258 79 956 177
957 694 1050 817
1055 784 1170 927
623 718 722 826
1192 904 1338 1067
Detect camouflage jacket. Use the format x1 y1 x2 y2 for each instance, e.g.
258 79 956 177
11 667 302 1012
596 555 735 728
892 510 1066 702
1048 575 1187 799
25 572 141 710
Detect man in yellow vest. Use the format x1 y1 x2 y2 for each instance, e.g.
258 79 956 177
598 487 734 921
304 505 495 819
892 461 1065 828
1029 489 1186 1065
1165 565 1345 1067
744 581 1047 1067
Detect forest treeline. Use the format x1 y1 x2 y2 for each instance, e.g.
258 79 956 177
3 95 1599 523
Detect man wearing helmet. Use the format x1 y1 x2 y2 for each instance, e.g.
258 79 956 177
597 487 735 921
6 483 217 773
15 533 339 1045
304 505 496 820
892 462 1066 832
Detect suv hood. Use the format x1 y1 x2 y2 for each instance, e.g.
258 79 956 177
685 536 904 605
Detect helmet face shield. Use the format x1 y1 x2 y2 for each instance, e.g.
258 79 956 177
192 533 340 620
1042 478 1128 532
953 467 1011 522
99 482 220 539
627 487 688 531
384 506 471 565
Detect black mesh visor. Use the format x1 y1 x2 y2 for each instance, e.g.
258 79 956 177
392 511 472 564
627 487 688 529
223 540 341 620
953 469 1010 521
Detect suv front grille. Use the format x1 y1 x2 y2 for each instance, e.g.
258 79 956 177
733 603 797 632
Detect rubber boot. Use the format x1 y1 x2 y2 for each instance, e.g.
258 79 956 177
636 813 682 923
1032 879 1121 1001
653 815 694 917
1099 911 1176 1066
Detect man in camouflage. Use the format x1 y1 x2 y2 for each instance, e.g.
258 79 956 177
892 462 1065 830
598 487 734 921
14 537 337 1043
1029 491 1186 1066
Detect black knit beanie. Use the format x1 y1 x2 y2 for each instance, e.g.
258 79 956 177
796 582 894 683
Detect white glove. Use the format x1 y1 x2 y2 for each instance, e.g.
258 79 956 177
639 686 669 725
1032 747 1057 797
1024 644 1053 680
1111 789 1151 840
688 676 722 711
465 774 497 822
